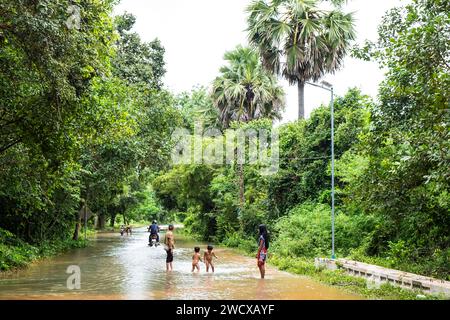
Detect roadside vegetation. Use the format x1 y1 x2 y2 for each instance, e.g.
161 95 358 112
0 0 448 301
153 0 450 289
0 227 91 272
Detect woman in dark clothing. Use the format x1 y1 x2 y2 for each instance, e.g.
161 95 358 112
256 224 269 279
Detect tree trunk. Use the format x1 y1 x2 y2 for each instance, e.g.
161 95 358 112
97 214 106 230
72 221 80 241
298 81 305 120
110 214 116 228
238 162 245 208
26 221 32 243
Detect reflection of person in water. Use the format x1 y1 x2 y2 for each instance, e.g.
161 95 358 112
256 278 267 300
164 270 175 297
164 224 175 271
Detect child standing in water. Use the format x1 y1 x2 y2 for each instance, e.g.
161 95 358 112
192 247 203 272
204 245 218 272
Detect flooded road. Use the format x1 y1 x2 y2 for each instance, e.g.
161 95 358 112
0 228 362 300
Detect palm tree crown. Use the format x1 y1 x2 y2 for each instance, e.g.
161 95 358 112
212 46 285 128
246 0 355 119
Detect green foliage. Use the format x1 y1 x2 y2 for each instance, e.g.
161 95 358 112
126 187 164 223
270 256 439 300
272 203 377 258
176 86 221 131
0 1 180 253
0 227 88 271
343 0 450 278
211 46 285 128
0 0 115 159
113 12 166 90
221 232 259 253
269 88 371 215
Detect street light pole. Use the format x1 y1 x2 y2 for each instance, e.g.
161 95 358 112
330 86 335 260
306 81 335 260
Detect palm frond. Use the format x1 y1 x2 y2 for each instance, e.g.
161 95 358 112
211 46 286 128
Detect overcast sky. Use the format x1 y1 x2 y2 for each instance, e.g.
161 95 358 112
114 0 406 123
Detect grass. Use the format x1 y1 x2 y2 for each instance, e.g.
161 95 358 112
347 249 450 282
195 230 445 300
269 255 444 300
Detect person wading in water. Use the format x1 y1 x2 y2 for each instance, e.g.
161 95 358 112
164 224 175 271
256 224 269 279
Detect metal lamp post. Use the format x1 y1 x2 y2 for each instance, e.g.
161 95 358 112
306 80 336 260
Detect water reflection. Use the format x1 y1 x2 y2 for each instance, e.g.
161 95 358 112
0 228 362 300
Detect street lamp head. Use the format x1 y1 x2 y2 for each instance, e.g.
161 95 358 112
321 80 333 89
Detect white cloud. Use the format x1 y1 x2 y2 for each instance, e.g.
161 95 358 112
114 0 405 123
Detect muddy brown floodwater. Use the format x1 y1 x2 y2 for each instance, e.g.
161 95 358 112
0 228 362 300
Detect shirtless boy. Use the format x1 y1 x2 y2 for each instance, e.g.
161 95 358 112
164 224 175 271
204 245 218 272
192 247 203 272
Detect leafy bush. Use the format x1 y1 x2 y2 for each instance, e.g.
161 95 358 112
221 232 258 253
0 227 89 272
272 203 376 258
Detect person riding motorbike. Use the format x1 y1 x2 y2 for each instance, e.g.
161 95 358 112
148 220 160 244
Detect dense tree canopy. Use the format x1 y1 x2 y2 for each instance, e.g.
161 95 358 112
112 12 166 90
344 0 450 276
0 2 180 243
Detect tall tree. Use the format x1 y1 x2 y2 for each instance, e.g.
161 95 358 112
212 46 285 128
348 0 450 270
0 0 116 242
246 0 355 119
112 12 166 90
211 46 285 209
0 0 115 159
176 87 221 131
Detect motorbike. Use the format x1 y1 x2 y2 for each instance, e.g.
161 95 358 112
148 233 160 247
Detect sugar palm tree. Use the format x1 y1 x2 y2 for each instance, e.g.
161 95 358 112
247 0 355 119
212 46 285 128
211 46 285 207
